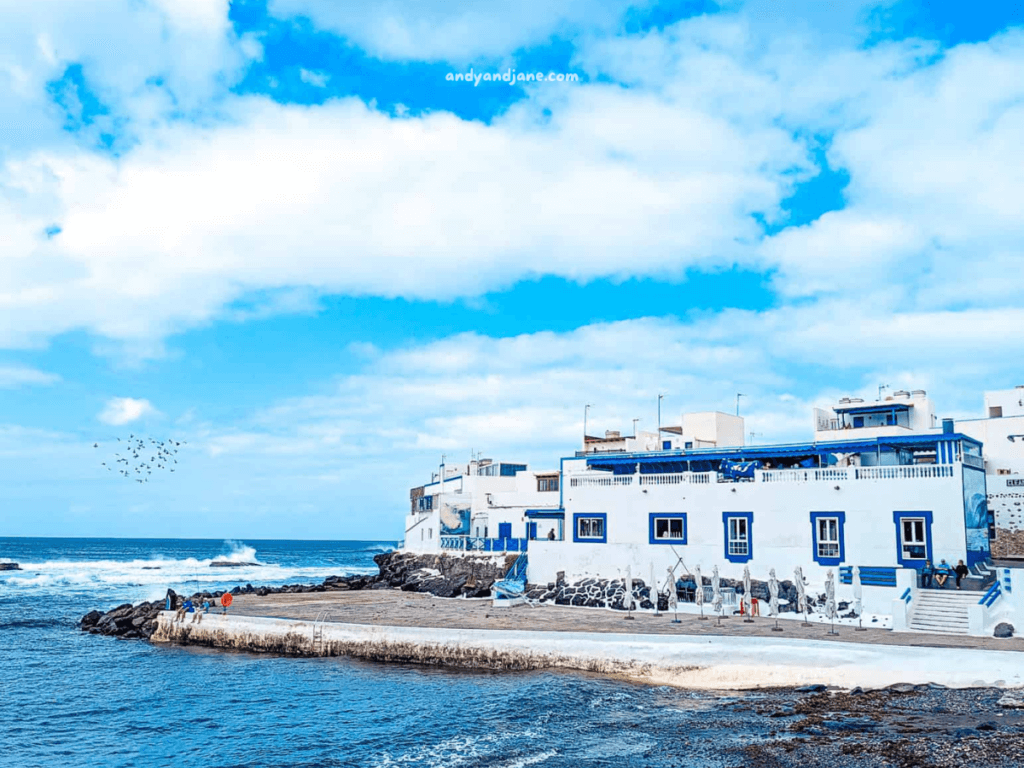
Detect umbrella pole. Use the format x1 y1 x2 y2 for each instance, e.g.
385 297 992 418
772 617 783 632
856 615 867 632
828 615 839 636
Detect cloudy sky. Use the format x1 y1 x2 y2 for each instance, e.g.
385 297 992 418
2 0 1023 539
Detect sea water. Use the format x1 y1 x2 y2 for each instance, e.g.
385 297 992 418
0 538 768 767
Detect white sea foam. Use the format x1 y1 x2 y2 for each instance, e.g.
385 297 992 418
1 542 375 602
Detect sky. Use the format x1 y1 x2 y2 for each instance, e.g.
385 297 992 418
2 0 1024 539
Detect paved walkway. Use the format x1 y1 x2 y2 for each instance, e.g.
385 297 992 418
228 589 1024 652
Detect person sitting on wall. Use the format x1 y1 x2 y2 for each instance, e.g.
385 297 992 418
955 559 970 589
934 559 953 589
547 528 556 540
920 560 934 588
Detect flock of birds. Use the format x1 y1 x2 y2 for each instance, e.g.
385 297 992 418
96 434 186 483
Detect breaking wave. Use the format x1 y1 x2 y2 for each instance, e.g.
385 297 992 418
0 540 376 602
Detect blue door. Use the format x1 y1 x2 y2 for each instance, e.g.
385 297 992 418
498 523 512 539
528 522 538 540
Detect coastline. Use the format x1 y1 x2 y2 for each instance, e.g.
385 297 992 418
152 608 1024 691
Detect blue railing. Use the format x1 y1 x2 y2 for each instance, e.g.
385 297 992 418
506 552 528 582
900 587 912 604
979 581 1002 608
839 566 898 587
440 536 529 553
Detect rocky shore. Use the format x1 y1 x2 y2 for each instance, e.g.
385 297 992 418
0 562 21 571
80 551 515 640
735 685 1024 768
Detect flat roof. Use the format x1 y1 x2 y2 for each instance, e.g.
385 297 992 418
583 432 982 472
833 402 913 413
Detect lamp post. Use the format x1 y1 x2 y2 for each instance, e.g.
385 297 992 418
632 418 640 438
583 404 592 451
736 393 745 417
658 394 663 450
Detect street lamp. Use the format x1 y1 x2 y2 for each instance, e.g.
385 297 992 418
583 404 592 450
632 418 640 437
736 393 745 417
658 394 663 449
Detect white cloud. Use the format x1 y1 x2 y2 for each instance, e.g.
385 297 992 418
0 365 59 388
299 68 329 87
0 87 808 350
267 0 650 62
98 396 157 425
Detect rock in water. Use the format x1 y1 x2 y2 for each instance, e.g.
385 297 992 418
0 562 21 571
209 561 261 568
994 622 1015 638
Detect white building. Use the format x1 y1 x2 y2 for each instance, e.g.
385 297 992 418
405 458 560 554
527 428 988 616
955 387 1024 544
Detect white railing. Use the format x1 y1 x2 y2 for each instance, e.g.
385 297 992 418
759 468 851 483
853 465 954 480
569 474 634 488
638 472 714 486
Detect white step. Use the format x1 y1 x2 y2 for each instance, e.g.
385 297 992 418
908 590 978 635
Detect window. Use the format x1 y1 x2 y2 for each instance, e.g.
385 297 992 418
685 442 693 449
537 476 559 492
573 513 607 543
893 511 933 566
722 512 753 563
417 495 434 512
818 518 839 557
810 511 846 565
990 406 1003 418
662 440 672 450
901 518 926 559
649 513 687 544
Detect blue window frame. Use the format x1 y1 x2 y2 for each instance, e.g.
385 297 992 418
649 513 687 545
573 513 607 543
810 511 846 566
722 512 753 563
893 511 933 567
662 440 672 450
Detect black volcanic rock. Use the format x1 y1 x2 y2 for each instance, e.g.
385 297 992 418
0 562 21 571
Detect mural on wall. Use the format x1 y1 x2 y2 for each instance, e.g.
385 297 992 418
963 467 990 564
440 506 470 535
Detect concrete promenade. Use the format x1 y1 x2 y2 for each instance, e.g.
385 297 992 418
225 589 1023 652
149 589 1024 690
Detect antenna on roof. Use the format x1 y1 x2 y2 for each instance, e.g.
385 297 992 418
878 384 890 401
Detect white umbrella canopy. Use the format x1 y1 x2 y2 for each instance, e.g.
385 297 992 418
650 563 659 612
794 566 807 618
623 565 634 612
712 565 723 614
825 569 837 621
768 568 780 617
742 565 752 617
664 567 678 611
693 565 704 608
852 565 863 616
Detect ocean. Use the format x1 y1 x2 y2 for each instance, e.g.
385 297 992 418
0 537 772 768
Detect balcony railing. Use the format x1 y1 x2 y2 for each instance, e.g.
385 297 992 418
440 536 529 553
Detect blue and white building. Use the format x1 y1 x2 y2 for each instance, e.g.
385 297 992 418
407 387 1024 634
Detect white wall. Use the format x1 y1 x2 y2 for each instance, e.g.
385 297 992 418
530 463 971 615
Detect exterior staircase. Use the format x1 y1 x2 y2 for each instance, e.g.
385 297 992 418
908 590 979 635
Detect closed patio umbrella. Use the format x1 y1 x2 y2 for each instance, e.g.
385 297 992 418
693 564 705 619
768 568 780 617
712 565 723 615
742 565 752 621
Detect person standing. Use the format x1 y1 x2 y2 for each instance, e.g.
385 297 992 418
954 559 970 590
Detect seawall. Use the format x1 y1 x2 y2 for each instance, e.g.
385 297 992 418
152 611 1024 690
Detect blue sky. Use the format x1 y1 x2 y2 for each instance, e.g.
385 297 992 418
2 0 1024 539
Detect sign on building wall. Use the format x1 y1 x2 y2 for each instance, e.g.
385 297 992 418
963 467 990 565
